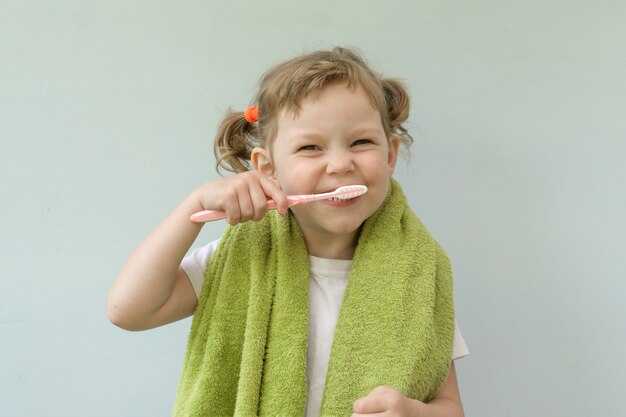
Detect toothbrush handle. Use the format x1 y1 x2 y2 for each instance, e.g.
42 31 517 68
189 199 283 223
189 209 229 223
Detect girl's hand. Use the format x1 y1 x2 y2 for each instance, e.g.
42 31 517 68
352 386 424 417
193 170 288 225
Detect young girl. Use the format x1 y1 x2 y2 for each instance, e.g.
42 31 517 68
108 47 468 417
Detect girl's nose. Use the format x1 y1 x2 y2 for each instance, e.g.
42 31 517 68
325 149 355 175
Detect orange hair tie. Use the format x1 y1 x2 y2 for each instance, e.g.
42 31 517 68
244 106 259 123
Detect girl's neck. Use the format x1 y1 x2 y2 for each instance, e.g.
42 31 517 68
300 229 360 260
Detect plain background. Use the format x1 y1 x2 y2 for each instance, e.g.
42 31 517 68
1 1 625 416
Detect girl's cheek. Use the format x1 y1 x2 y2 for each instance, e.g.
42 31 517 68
282 162 321 190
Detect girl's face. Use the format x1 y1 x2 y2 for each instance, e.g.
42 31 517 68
253 82 399 257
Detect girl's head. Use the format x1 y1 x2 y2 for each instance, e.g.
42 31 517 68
214 47 414 255
214 47 412 173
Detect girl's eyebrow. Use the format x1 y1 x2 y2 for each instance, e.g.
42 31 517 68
352 126 384 136
292 131 325 140
291 125 384 140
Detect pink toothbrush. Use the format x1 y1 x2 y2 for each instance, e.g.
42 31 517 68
189 184 368 223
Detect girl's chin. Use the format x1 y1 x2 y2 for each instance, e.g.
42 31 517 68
291 206 371 236
304 219 365 237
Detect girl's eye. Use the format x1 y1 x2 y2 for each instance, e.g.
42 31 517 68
352 139 373 146
299 145 319 151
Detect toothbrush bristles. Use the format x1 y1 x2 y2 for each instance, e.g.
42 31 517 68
331 185 368 200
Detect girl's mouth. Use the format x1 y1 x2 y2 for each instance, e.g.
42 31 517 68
322 195 361 206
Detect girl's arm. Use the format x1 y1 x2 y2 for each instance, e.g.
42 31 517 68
351 362 464 417
419 362 464 416
106 193 204 331
106 171 288 331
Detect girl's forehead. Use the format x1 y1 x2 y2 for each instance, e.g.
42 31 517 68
280 83 380 119
275 97 384 142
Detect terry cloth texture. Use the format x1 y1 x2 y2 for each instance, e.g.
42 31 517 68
173 179 455 416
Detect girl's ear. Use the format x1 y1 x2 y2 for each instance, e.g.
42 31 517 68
251 147 276 180
387 135 401 174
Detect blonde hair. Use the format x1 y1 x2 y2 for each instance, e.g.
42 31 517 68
214 47 413 173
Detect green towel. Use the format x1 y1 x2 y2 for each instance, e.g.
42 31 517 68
173 179 454 416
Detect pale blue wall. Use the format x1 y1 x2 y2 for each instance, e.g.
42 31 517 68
1 1 625 416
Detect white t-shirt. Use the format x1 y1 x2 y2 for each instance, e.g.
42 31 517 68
181 240 469 417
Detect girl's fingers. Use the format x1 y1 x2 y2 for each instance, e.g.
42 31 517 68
248 180 269 221
226 172 275 224
197 171 286 224
352 396 389 414
259 175 288 215
234 188 255 223
223 178 250 225
220 185 241 225
352 386 400 414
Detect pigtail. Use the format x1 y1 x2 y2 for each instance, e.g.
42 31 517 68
214 109 261 174
381 78 413 148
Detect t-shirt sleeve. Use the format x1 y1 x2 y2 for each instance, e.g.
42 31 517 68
452 321 470 360
180 239 220 299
